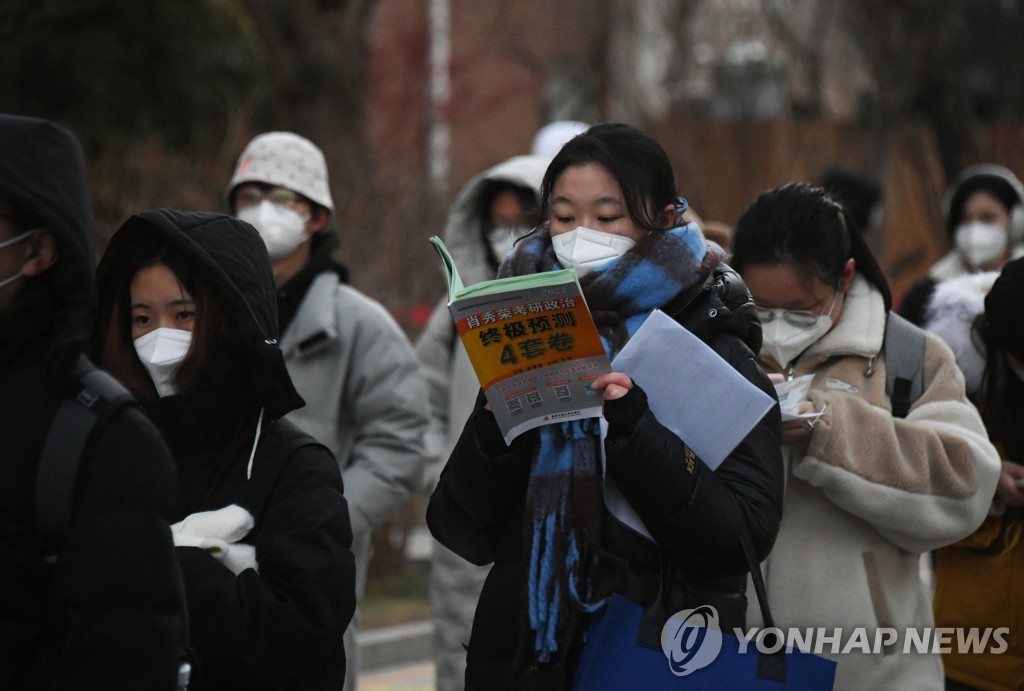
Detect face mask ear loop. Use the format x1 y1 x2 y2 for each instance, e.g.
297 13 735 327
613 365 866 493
0 228 34 249
246 407 265 480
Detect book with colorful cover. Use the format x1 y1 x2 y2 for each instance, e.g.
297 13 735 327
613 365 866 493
430 236 612 444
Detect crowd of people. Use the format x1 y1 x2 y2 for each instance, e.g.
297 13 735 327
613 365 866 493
0 110 1020 691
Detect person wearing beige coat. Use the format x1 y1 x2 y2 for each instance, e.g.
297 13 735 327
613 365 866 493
731 183 1001 691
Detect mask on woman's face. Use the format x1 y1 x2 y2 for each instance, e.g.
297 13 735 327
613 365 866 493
134 327 193 397
551 226 636 277
759 315 834 368
756 288 841 367
487 225 532 266
954 221 1008 269
237 200 311 260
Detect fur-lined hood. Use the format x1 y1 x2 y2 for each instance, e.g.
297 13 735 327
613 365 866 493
923 271 998 398
441 155 548 286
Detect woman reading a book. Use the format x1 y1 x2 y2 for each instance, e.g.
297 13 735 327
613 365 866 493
426 122 784 690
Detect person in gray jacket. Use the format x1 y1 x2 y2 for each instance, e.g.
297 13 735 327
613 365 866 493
225 131 429 689
416 153 548 691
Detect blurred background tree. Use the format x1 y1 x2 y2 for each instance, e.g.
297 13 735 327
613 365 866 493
0 0 265 240
2 0 1023 323
0 0 261 151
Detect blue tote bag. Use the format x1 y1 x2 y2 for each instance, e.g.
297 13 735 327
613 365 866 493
572 530 837 690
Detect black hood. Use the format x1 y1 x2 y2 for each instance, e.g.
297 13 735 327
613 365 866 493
95 209 304 419
0 114 94 354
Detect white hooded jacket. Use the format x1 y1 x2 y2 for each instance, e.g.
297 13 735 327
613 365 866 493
416 155 549 491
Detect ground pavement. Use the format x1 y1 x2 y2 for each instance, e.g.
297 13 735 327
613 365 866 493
358 661 436 690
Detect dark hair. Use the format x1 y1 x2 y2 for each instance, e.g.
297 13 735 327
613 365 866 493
731 182 893 311
479 180 539 227
819 166 882 234
0 200 43 234
974 316 1024 460
974 257 1024 457
944 169 1023 238
538 122 677 233
100 234 234 402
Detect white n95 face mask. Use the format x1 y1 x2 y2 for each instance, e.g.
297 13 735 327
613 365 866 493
955 221 1008 269
552 226 636 277
237 200 311 260
759 312 834 368
487 225 532 266
134 327 193 397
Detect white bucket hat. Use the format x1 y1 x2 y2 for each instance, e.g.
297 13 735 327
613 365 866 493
226 132 335 214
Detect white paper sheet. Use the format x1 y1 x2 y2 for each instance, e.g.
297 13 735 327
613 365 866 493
774 374 825 422
610 309 775 471
598 417 657 541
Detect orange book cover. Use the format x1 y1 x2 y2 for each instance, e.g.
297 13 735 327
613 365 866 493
431 236 611 443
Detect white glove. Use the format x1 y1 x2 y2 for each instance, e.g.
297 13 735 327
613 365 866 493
172 505 258 575
218 543 257 576
172 504 254 542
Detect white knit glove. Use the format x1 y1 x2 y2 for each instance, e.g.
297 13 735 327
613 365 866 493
171 504 258 575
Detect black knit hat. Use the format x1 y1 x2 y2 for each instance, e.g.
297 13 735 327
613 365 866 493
985 256 1024 363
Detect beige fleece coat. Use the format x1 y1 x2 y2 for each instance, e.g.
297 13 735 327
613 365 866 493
747 275 1001 691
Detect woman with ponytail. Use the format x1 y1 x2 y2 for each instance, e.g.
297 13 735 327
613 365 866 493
730 183 1001 690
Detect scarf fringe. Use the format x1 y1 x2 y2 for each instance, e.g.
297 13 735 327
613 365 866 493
511 223 723 663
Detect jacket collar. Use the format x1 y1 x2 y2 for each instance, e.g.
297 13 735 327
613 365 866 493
280 272 340 358
800 274 886 364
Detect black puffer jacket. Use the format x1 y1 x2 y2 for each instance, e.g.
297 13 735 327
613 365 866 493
95 210 356 690
427 263 783 690
0 116 184 689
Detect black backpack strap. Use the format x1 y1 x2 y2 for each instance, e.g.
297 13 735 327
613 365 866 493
36 355 193 689
883 312 926 419
36 354 136 558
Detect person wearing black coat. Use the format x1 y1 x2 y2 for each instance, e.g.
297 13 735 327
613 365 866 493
0 115 185 689
93 209 356 690
427 123 783 690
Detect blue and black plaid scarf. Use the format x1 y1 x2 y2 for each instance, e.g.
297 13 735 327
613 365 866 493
499 220 724 662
